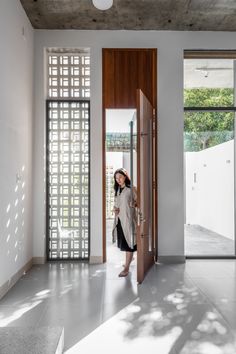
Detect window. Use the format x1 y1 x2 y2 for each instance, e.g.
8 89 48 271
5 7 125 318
184 51 236 257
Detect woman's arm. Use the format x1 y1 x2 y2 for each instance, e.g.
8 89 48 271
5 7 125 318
113 196 120 215
130 186 138 207
113 206 120 215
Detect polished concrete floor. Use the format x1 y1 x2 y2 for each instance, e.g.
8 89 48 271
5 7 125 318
1 236 236 353
185 224 235 256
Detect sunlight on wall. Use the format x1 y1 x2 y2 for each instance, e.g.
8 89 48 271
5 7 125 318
2 164 28 271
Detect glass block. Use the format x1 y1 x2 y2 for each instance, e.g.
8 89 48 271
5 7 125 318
47 97 89 259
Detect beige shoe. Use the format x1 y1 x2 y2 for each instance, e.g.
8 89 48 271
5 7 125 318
118 270 129 277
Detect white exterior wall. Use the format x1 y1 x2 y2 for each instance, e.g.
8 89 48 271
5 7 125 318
123 152 137 188
33 30 236 260
186 140 234 240
0 0 34 287
106 152 123 171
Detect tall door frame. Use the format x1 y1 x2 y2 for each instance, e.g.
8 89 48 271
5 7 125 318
102 48 158 266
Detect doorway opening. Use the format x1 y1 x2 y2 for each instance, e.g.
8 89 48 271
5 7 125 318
105 109 137 273
102 48 157 283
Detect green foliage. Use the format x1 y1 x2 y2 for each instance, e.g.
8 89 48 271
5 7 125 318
184 88 234 152
184 88 233 108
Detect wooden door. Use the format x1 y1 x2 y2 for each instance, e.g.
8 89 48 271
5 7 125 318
136 89 155 283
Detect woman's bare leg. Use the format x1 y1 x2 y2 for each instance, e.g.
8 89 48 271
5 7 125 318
119 252 133 277
123 254 134 267
125 252 133 270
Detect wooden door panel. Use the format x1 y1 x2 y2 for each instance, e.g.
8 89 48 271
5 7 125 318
115 50 138 107
103 49 157 109
138 51 154 107
137 89 154 284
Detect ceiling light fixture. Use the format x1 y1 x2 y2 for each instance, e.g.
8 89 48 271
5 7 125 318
92 0 113 10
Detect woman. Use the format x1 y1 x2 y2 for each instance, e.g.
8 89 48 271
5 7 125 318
112 168 137 277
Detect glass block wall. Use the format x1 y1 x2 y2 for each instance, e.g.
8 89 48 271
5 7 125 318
46 50 90 260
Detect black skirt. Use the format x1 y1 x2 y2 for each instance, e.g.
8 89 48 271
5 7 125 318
117 218 137 252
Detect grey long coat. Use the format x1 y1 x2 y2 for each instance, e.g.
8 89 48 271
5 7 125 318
112 186 137 249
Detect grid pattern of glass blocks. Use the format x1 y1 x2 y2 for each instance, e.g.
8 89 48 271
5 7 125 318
47 101 89 259
47 54 90 99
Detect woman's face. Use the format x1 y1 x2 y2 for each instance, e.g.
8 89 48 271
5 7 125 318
115 173 126 187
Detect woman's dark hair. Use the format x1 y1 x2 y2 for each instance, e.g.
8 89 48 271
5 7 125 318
114 168 131 196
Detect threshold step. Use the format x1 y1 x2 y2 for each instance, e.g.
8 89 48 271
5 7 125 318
0 326 64 354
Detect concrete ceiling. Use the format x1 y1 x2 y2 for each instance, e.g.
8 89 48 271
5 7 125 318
20 0 236 31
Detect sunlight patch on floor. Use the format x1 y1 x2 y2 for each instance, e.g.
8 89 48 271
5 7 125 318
0 300 42 326
65 301 182 354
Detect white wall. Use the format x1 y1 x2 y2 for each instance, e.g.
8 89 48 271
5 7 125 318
106 152 123 171
33 30 236 260
123 151 137 187
186 140 234 240
0 0 34 286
